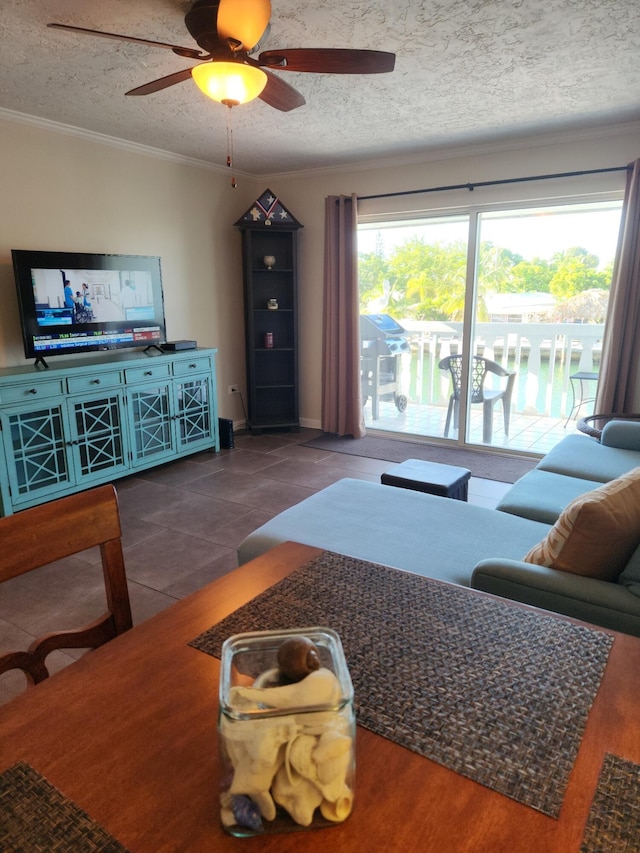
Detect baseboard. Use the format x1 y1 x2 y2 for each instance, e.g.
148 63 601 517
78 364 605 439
228 417 319 432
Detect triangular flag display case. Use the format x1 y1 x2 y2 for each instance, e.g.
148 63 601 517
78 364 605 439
235 191 303 433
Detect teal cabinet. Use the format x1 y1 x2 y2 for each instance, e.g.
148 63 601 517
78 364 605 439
175 375 215 451
0 349 219 515
126 359 215 466
69 390 129 480
2 400 72 506
127 379 174 466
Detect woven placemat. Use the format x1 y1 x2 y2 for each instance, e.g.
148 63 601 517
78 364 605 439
581 754 640 852
191 551 614 817
0 761 130 852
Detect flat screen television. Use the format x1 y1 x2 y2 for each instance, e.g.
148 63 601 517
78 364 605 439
12 249 167 365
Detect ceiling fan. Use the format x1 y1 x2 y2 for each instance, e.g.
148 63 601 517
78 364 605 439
48 0 396 112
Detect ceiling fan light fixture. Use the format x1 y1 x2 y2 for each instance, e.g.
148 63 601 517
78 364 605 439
192 61 267 105
217 0 272 51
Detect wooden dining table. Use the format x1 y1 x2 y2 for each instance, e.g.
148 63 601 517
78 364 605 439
0 540 639 852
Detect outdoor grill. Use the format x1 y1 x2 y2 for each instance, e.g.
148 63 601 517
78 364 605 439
360 314 410 419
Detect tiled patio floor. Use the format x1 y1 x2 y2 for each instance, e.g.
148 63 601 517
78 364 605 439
364 399 584 456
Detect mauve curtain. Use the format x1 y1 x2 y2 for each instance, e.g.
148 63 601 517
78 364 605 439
322 194 365 438
595 158 640 414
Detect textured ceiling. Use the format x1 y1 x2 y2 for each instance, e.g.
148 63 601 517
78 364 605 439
2 0 640 176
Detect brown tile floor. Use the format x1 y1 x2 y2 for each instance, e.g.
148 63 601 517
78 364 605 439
0 428 509 705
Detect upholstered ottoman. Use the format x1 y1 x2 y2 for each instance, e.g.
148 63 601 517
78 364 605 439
381 458 471 501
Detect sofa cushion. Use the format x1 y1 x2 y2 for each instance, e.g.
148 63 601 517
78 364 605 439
496 469 602 524
601 419 640 451
523 468 640 581
619 544 640 597
473 558 640 636
237 478 551 587
536 433 640 482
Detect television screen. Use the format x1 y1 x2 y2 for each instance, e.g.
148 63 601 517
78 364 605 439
12 250 167 363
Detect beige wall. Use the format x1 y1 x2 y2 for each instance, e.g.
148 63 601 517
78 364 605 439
0 117 259 421
1 116 638 427
273 125 640 427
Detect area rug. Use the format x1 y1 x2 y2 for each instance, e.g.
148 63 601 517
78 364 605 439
0 761 130 852
580 754 640 852
190 551 613 818
301 434 538 483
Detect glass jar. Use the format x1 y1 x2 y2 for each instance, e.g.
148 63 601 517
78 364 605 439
218 627 355 837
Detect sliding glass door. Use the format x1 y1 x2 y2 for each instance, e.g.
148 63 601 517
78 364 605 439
359 214 470 441
358 199 622 453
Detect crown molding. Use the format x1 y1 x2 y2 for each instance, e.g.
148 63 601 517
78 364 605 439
2 106 638 184
0 107 254 181
261 119 640 182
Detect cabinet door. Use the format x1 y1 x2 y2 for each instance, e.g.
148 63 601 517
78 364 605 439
174 376 214 452
0 402 72 506
126 382 175 466
68 391 129 482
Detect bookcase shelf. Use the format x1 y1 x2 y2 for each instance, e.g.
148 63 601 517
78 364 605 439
235 191 302 433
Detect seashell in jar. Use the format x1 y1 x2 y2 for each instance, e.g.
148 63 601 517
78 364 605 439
277 636 321 682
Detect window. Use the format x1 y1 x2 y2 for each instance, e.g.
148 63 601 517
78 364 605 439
358 199 622 453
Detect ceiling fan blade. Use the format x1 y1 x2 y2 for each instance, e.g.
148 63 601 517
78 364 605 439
125 67 195 97
259 48 395 74
47 23 206 59
217 0 272 51
258 69 306 112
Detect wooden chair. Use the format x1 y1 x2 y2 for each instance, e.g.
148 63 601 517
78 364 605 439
0 484 133 687
439 354 516 444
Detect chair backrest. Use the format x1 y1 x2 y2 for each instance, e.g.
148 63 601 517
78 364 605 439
0 484 133 688
439 355 513 402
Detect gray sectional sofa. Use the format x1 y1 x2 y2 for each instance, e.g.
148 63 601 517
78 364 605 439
237 421 640 637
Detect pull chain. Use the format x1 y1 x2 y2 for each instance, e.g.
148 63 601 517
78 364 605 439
225 104 237 189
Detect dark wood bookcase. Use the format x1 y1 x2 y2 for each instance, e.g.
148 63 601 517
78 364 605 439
235 190 303 433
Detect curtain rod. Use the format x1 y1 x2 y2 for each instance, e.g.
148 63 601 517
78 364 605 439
358 165 631 202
